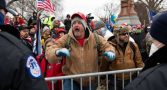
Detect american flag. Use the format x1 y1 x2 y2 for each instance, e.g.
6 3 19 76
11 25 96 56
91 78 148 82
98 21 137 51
37 0 55 12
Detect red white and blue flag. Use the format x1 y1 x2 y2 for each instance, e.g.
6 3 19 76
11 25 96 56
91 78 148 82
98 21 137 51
37 0 55 12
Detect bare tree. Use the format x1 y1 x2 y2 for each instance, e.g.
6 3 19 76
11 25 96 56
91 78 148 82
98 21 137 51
52 0 64 19
7 0 18 7
134 0 166 25
6 0 64 21
138 0 165 11
134 2 148 25
94 2 119 20
103 3 119 19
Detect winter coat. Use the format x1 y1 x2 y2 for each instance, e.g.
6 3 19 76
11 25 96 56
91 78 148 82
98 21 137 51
28 16 37 26
125 46 167 90
43 16 54 29
36 53 64 90
45 27 115 86
64 19 71 32
101 39 144 80
21 37 33 50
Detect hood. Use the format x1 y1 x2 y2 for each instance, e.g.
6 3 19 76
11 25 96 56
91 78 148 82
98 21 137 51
67 25 91 40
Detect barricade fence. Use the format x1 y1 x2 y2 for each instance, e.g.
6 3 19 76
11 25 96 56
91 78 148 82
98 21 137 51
45 68 142 90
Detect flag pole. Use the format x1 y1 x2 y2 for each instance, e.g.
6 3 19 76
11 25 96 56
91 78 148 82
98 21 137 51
36 11 43 55
33 0 43 55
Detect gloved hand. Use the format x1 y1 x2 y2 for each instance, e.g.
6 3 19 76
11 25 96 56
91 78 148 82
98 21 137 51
55 48 70 57
103 51 115 61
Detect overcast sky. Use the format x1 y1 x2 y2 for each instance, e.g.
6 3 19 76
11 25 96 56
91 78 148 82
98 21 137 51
62 0 120 16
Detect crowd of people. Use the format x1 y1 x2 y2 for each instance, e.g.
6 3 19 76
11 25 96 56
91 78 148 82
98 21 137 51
1 0 167 90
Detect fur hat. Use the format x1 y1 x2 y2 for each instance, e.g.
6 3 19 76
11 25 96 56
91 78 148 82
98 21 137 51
150 12 167 45
113 27 129 35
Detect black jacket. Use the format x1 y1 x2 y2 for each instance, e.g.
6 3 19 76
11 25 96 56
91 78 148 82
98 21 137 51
125 46 167 90
64 19 71 33
28 16 37 26
0 32 48 90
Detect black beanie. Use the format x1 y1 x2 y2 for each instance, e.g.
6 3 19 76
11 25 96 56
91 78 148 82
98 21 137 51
18 25 29 31
150 12 167 45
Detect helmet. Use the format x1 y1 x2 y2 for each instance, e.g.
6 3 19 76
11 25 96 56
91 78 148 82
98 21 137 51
71 12 87 22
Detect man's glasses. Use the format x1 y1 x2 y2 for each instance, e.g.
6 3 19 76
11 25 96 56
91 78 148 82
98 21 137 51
119 33 129 36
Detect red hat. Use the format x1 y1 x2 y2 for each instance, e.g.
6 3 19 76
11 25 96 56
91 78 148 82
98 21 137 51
71 12 87 22
71 12 87 29
56 28 66 34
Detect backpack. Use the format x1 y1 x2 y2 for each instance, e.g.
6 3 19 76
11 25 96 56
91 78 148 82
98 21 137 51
110 38 136 58
129 41 136 57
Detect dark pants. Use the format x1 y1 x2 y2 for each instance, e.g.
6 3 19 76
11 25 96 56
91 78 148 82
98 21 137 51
63 79 96 90
108 75 130 90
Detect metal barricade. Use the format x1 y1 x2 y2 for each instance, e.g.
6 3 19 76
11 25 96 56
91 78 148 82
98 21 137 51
45 68 142 90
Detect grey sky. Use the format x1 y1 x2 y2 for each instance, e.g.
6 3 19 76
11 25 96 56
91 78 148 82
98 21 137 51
62 0 120 16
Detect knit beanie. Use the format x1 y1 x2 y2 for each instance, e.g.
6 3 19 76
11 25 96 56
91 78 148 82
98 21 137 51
43 26 50 33
94 20 105 30
150 12 167 45
71 17 87 30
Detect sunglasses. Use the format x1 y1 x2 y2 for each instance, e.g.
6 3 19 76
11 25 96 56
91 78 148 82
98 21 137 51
119 33 129 36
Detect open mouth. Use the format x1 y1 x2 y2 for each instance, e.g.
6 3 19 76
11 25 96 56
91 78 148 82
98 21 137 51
75 28 80 32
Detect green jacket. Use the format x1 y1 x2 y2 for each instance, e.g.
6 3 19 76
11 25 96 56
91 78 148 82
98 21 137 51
43 16 54 29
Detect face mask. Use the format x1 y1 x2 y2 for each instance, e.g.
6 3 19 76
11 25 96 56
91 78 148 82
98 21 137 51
149 43 159 57
0 12 5 25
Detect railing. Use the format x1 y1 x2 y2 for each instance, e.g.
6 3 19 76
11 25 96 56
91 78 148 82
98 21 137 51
45 68 142 90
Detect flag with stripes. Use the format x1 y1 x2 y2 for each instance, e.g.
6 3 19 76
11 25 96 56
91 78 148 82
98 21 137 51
37 0 55 12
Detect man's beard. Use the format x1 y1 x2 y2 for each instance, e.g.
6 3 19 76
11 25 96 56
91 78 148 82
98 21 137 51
118 37 129 46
